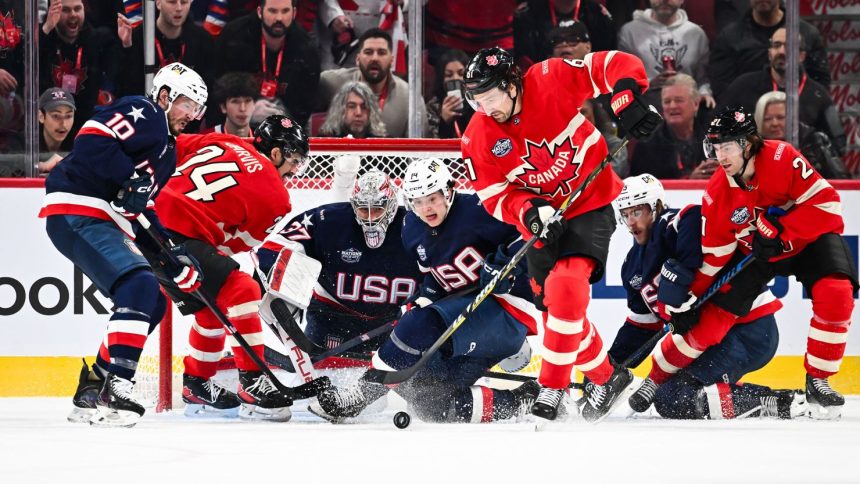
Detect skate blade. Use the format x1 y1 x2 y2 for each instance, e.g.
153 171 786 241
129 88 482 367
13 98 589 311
67 406 96 424
88 406 141 428
238 403 291 422
307 402 348 424
183 403 240 419
809 402 842 421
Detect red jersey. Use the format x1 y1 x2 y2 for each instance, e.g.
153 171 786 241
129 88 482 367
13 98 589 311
692 140 844 296
461 52 648 238
155 133 292 255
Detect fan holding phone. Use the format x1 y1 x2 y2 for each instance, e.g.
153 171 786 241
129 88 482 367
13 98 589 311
427 49 474 138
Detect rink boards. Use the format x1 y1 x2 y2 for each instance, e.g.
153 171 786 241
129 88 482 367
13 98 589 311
1 180 858 396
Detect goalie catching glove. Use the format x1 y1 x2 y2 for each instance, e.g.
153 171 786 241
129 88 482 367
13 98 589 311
611 78 662 140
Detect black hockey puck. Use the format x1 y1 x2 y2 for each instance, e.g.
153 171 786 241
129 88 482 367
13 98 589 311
393 411 411 429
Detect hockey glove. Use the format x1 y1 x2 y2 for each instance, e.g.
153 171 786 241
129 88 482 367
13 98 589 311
523 198 564 244
611 78 662 140
752 211 785 261
669 306 700 336
111 172 153 217
657 259 697 312
158 244 203 293
480 245 524 295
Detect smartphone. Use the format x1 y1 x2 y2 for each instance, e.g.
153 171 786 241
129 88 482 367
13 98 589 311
444 79 463 100
661 55 676 73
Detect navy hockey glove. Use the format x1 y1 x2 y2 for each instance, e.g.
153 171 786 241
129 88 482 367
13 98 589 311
523 198 564 244
657 259 697 310
157 244 203 293
752 211 785 261
111 172 154 217
480 245 524 295
610 78 662 140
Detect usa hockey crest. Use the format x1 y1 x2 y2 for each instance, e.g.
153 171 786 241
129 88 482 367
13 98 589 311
731 207 750 225
492 138 513 157
514 137 581 197
340 248 362 263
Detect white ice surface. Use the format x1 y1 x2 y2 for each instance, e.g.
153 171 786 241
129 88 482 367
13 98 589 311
2 396 859 484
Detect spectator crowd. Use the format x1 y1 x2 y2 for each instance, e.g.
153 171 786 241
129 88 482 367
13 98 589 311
0 0 852 178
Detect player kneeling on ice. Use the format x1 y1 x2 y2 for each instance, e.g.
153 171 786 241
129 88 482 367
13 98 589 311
629 107 856 420
43 62 208 427
609 174 805 420
70 114 310 423
255 170 421 361
311 159 543 423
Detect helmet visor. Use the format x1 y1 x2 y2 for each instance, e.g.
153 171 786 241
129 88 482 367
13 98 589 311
173 97 207 120
464 87 509 116
703 138 744 161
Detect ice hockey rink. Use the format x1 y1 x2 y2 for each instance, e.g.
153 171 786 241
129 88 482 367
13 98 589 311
2 393 859 484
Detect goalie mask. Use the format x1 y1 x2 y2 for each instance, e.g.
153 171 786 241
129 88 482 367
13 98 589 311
614 173 666 226
350 170 399 249
149 62 208 120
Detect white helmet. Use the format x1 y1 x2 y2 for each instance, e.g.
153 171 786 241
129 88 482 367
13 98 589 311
614 173 666 222
350 170 399 249
149 62 208 120
402 158 455 207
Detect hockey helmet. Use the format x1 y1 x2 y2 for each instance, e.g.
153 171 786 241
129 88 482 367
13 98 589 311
703 106 757 159
614 173 666 224
402 158 455 207
349 170 399 249
254 114 310 174
463 47 520 111
149 62 208 120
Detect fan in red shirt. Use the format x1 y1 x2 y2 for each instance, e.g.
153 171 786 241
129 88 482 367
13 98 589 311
461 47 661 423
632 106 856 420
142 114 308 421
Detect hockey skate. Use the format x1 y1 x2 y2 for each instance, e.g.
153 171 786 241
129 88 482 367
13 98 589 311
89 373 145 428
806 374 844 420
237 370 293 422
511 380 541 420
182 374 241 418
759 390 808 419
531 386 566 422
628 377 659 413
309 378 389 423
68 359 103 423
581 366 634 423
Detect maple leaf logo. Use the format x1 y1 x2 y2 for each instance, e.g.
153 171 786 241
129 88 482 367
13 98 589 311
515 137 581 198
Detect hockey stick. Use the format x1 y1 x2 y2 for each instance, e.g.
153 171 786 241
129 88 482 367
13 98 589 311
620 252 756 368
364 138 631 385
262 346 586 390
136 214 331 401
619 206 787 368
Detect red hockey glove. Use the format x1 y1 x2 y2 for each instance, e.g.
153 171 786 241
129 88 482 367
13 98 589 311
611 78 662 140
752 211 785 261
158 245 203 293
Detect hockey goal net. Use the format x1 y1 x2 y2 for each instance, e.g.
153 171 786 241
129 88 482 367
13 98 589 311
135 138 478 410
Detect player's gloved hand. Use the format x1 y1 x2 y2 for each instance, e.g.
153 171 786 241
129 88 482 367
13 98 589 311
111 172 153 217
158 244 202 293
669 306 699 335
752 210 785 261
523 198 563 244
611 78 662 140
480 245 523 295
657 259 697 311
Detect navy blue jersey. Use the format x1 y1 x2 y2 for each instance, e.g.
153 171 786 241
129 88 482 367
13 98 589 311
402 192 538 333
40 96 176 237
621 205 703 327
259 202 420 320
